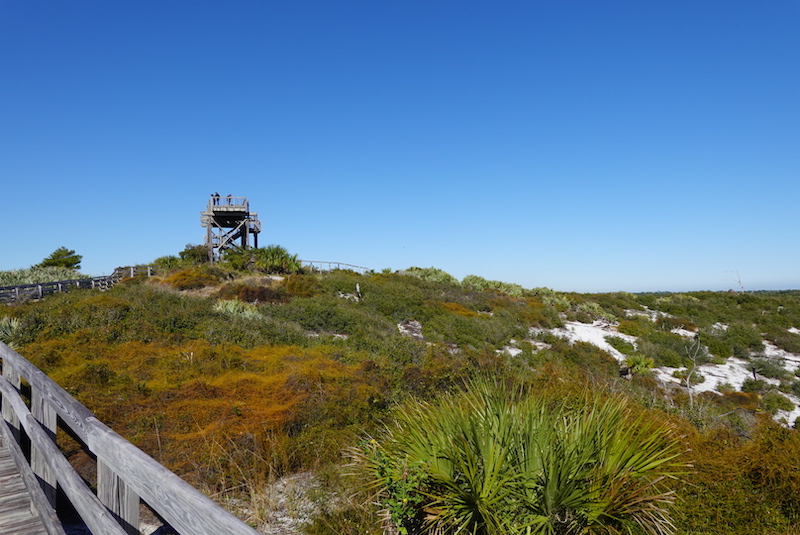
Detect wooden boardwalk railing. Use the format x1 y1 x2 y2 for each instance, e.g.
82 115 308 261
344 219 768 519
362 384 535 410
299 260 370 274
0 266 158 305
1 262 372 305
0 342 259 535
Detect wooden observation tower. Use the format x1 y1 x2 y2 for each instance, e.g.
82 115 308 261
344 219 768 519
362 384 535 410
201 194 262 263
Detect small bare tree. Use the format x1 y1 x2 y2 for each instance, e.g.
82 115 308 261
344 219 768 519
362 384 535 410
727 270 746 293
684 337 705 410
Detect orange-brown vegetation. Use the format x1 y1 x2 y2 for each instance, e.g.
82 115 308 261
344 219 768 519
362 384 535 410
161 267 221 290
432 301 480 317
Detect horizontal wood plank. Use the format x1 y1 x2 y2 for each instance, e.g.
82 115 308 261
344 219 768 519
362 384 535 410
0 422 63 535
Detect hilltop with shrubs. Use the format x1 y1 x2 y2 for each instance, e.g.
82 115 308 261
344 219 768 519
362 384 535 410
2 245 800 534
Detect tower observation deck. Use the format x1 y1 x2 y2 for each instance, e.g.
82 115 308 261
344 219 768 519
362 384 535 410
201 195 262 263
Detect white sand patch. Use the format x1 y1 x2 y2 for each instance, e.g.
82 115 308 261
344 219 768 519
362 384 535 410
526 320 800 427
652 367 681 387
762 341 800 372
542 321 635 363
540 322 800 426
777 401 800 426
398 320 424 341
500 339 524 357
653 356 800 426
671 328 697 338
695 358 767 393
655 358 783 394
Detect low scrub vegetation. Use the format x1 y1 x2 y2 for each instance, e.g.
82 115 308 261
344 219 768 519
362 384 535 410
3 254 800 534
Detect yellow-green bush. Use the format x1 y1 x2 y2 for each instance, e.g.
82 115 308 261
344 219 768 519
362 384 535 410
162 267 221 290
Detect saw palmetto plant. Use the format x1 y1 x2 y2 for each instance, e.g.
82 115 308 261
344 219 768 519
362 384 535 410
356 380 687 535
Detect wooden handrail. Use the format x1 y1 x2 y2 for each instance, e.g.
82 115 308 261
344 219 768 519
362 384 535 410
300 260 371 273
0 266 157 304
0 342 259 535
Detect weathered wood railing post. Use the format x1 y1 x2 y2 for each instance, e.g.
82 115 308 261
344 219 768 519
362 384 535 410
1 360 21 442
98 459 140 535
30 389 59 507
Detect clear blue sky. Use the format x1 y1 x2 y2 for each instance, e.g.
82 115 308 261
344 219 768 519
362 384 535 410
2 1 798 293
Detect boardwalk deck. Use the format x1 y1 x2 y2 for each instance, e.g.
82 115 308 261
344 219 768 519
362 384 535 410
0 433 48 535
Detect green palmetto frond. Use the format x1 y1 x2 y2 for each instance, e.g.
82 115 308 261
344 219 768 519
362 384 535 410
0 316 21 349
356 380 689 535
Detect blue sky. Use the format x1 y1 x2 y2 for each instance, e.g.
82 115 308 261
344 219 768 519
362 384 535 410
1 1 798 293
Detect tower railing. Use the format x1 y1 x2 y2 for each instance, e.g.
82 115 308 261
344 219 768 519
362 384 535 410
206 196 249 211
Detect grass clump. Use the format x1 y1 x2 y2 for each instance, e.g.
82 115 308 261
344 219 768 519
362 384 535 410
213 299 262 320
0 266 89 286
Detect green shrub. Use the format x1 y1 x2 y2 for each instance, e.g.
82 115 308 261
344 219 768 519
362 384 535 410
461 274 525 297
638 331 708 369
762 391 795 414
724 323 765 355
560 341 619 378
658 316 698 333
285 274 323 297
618 317 653 337
766 330 800 354
606 335 636 355
750 357 791 381
742 378 769 394
626 353 655 375
716 382 735 394
153 255 181 270
636 340 681 368
252 245 302 274
178 243 209 265
672 368 705 385
541 293 572 310
698 332 732 359
402 266 459 286
584 292 643 317
568 301 616 323
219 245 303 274
423 307 526 351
